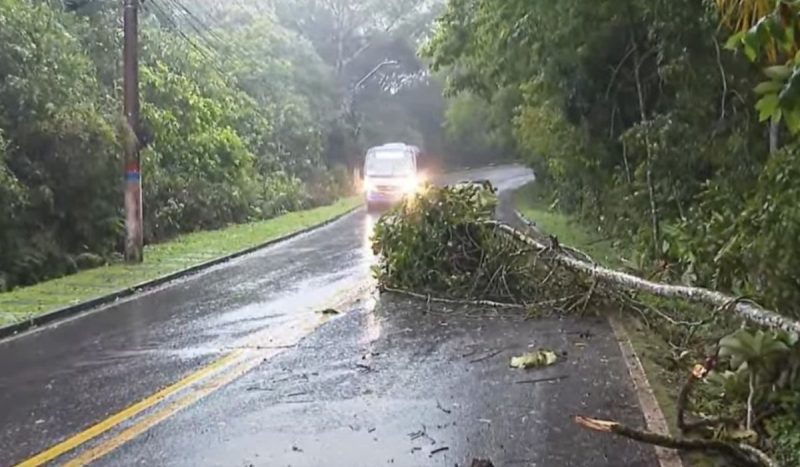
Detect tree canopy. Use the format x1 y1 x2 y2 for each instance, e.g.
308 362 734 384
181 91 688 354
424 0 800 321
0 0 449 289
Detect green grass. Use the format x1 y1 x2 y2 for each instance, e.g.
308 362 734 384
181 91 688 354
0 197 361 326
512 184 623 268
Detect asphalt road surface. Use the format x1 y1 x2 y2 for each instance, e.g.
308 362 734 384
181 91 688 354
0 166 658 467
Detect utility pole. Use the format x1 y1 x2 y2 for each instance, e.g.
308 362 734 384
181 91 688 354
123 0 143 263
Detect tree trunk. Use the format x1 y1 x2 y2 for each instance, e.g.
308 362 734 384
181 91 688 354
630 36 660 258
769 117 780 154
491 220 800 336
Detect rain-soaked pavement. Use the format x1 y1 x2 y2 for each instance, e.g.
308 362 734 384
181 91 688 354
0 166 658 467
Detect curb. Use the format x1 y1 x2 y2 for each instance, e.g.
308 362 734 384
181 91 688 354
608 315 684 467
0 204 363 341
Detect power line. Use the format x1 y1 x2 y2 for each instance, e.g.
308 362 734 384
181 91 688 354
143 0 304 127
145 0 226 72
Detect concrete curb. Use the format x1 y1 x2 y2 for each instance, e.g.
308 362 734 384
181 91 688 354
608 315 684 467
0 204 363 341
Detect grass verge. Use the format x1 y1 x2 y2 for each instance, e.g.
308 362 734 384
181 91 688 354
0 197 361 326
512 183 622 268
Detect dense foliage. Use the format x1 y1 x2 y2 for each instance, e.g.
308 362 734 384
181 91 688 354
371 183 585 304
371 183 511 298
423 0 800 461
423 0 800 320
0 0 448 289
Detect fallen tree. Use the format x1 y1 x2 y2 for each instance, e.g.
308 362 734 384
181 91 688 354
371 182 800 466
487 220 800 336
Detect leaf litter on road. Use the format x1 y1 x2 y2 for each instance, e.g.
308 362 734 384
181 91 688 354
509 350 558 369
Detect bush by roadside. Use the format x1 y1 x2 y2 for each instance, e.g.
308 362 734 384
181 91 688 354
0 197 360 326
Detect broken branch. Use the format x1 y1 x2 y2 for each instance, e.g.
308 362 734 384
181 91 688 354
573 415 776 467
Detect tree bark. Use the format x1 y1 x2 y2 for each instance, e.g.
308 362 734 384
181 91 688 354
769 117 780 154
573 416 777 467
488 220 800 336
630 37 660 258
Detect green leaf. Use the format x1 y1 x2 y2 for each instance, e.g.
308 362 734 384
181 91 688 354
756 94 780 122
764 65 792 80
783 110 800 133
743 29 762 62
510 350 558 369
724 31 745 50
744 44 757 62
754 80 784 94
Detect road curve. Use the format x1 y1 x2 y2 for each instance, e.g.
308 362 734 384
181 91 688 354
0 165 657 467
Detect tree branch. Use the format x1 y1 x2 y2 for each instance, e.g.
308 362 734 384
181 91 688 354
485 221 800 336
573 416 776 467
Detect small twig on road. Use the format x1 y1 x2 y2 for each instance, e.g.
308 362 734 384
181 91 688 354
436 400 452 414
515 375 569 385
355 363 375 373
408 424 436 444
430 446 449 457
469 349 503 363
381 286 525 309
461 348 480 358
245 385 273 392
286 391 308 397
227 344 298 351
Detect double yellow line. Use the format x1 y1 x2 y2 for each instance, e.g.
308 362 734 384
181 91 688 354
16 351 243 467
15 278 373 467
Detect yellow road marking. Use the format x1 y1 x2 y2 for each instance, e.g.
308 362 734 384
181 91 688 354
63 357 259 467
15 277 373 467
14 351 242 467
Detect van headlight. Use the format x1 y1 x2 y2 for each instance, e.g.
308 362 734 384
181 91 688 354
401 176 418 194
363 178 375 193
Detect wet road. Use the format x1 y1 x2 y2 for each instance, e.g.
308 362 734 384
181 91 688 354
0 165 657 466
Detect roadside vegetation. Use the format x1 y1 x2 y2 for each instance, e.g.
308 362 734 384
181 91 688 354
373 183 800 466
417 1 800 464
517 184 800 467
0 197 359 326
0 0 501 294
423 0 800 321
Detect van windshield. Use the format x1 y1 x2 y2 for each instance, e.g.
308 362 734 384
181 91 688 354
365 151 414 177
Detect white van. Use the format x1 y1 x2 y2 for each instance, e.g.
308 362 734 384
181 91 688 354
362 143 421 210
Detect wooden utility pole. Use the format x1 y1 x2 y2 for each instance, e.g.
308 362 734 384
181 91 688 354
123 0 143 263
